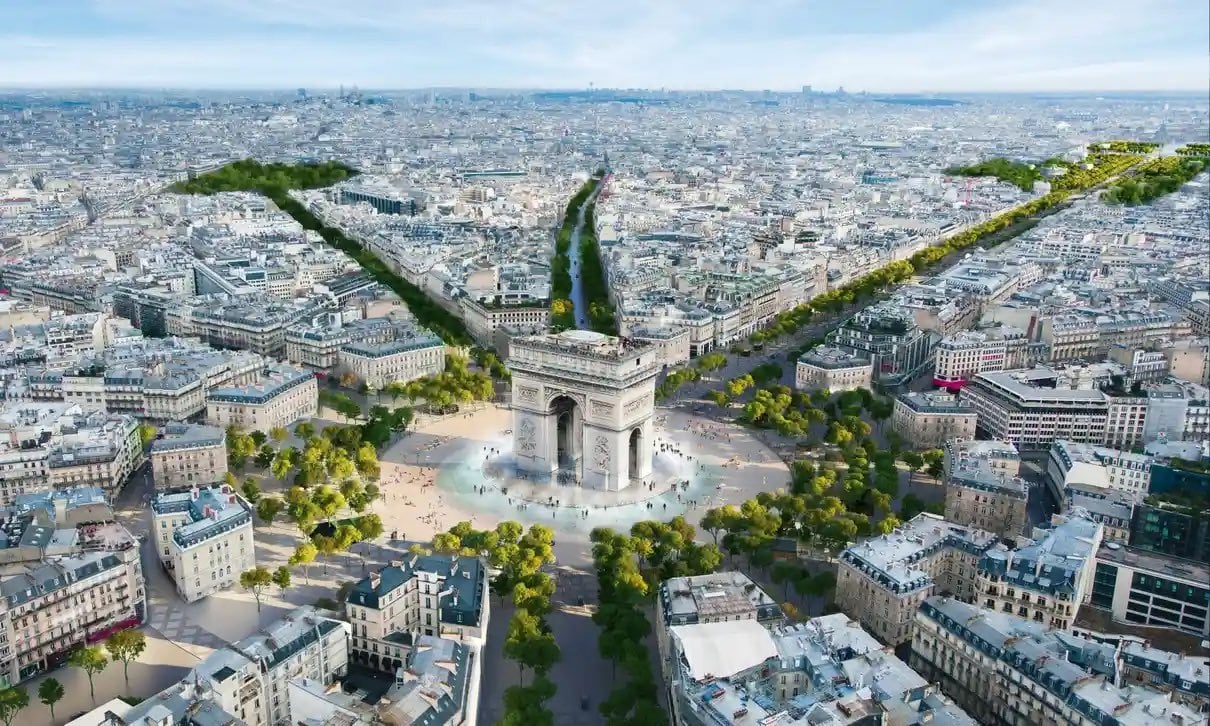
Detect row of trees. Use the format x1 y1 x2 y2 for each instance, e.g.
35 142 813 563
0 629 150 726
175 160 473 345
944 157 1044 192
1091 141 1159 154
170 159 356 195
579 201 619 335
1101 155 1208 206
654 367 701 401
425 521 561 726
383 354 494 413
549 177 600 330
738 148 1149 352
1177 144 1210 156
589 528 669 726
319 389 364 421
471 347 512 382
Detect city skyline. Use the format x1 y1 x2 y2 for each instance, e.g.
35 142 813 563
2 0 1208 92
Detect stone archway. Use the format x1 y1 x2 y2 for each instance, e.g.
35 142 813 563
628 427 642 480
549 395 582 469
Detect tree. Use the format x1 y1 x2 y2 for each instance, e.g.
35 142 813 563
289 542 318 583
272 565 292 595
137 423 157 447
270 426 289 443
0 687 27 726
313 534 338 574
240 566 274 611
105 629 147 687
770 560 800 600
38 678 64 722
503 609 560 685
256 496 284 525
69 645 109 702
355 513 385 543
240 478 261 503
295 421 316 441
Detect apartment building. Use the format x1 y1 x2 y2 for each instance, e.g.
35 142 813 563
345 554 490 672
943 440 1028 539
629 325 691 369
652 571 785 717
1 487 120 566
891 391 978 448
794 345 872 392
1108 345 1172 385
24 346 266 424
107 605 350 726
0 403 143 503
459 298 549 346
829 301 934 384
149 422 228 490
1089 543 1210 640
152 485 254 603
1116 640 1210 711
207 364 318 433
975 515 1103 631
1063 489 1135 544
0 544 145 686
337 332 445 389
1045 439 1154 504
166 296 314 359
665 607 976 726
835 513 997 646
932 325 1029 391
1040 309 1189 365
912 596 1205 726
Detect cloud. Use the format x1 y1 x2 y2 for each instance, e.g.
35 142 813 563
1 0 1206 90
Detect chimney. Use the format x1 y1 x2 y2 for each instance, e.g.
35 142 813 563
370 572 381 590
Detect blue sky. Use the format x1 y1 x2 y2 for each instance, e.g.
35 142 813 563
2 0 1207 91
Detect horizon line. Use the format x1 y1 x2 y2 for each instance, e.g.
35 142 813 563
1 85 1210 96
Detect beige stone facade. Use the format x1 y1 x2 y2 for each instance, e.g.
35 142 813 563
891 391 977 448
152 485 255 603
0 546 144 687
337 337 445 389
794 345 872 392
207 364 318 433
149 422 228 490
835 513 996 646
943 440 1028 539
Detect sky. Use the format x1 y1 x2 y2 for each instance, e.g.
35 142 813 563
1 0 1208 92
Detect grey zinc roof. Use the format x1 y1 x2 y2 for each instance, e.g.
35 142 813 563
348 554 484 627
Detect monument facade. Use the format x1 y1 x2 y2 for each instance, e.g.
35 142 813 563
509 330 659 490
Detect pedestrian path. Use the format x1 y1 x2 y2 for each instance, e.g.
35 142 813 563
145 598 228 658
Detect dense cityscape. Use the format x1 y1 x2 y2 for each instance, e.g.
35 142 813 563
0 40 1209 726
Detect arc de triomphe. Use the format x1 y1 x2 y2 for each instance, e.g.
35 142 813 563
508 330 659 491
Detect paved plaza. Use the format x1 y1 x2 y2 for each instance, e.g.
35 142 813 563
26 403 788 724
